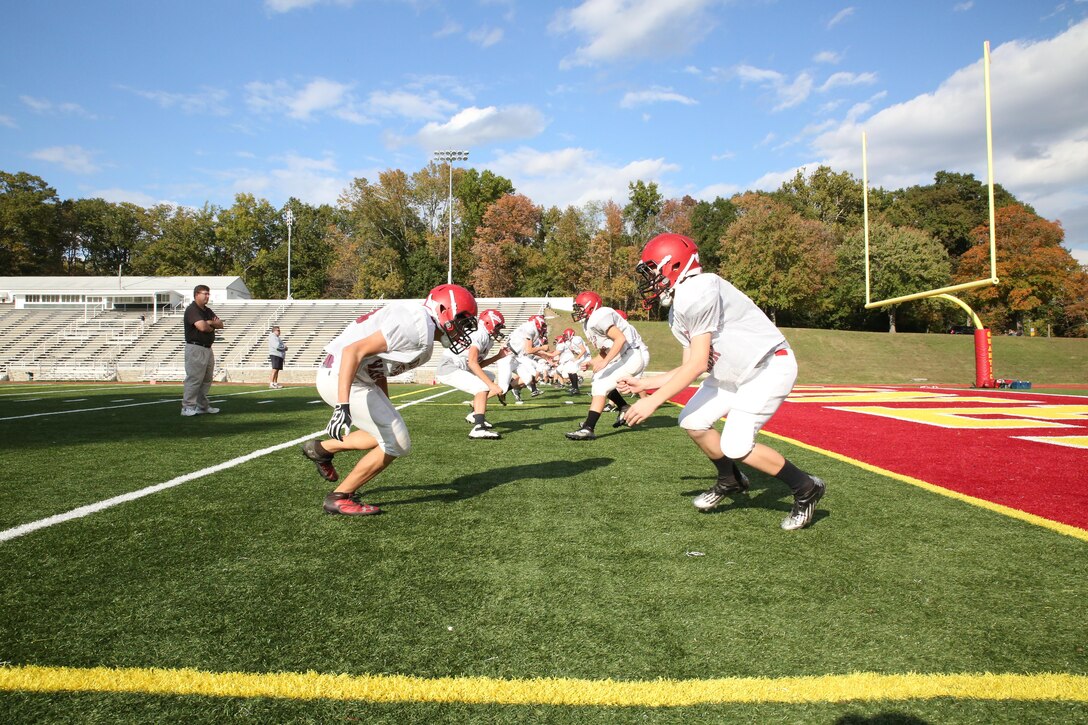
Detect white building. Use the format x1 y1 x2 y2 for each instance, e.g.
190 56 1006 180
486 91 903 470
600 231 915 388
0 276 250 312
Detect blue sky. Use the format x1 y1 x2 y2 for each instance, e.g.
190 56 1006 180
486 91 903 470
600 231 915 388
3 0 1087 263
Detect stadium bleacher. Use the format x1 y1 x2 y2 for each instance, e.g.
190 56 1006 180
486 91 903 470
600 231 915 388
0 297 567 383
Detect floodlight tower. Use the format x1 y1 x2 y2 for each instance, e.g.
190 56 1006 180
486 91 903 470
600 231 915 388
432 150 470 285
284 207 294 300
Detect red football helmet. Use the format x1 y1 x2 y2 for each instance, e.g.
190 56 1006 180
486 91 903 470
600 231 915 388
478 308 506 339
572 291 603 322
425 284 478 354
636 233 702 307
616 310 628 320
563 327 575 342
528 314 546 335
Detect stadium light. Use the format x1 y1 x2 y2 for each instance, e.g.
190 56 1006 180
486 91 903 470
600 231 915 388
432 150 469 285
284 207 295 300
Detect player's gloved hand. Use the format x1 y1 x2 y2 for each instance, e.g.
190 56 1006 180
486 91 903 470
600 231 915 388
326 403 352 441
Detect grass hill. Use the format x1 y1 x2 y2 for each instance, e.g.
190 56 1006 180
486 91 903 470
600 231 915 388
548 311 1088 385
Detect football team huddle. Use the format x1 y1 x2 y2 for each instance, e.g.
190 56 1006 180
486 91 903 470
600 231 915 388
301 233 825 530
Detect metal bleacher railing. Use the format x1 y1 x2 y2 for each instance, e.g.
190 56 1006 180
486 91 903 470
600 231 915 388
0 297 564 383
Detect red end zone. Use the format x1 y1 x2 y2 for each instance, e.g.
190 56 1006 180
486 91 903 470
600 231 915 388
671 385 1088 532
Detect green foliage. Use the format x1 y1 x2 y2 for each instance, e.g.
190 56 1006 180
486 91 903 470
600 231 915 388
834 222 951 332
720 193 836 323
0 171 65 274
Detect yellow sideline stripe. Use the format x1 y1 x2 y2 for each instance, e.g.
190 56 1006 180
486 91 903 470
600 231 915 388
1 666 1086 706
757 429 1088 543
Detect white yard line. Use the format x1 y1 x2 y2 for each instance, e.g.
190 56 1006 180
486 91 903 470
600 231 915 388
0 384 177 399
0 387 454 543
0 388 279 422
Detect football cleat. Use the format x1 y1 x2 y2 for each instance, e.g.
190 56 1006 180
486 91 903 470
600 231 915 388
603 402 616 413
323 491 381 516
497 391 507 406
781 477 826 530
530 389 542 398
302 440 339 482
565 426 596 441
611 405 630 428
511 388 523 403
693 470 751 511
469 424 502 440
464 412 494 428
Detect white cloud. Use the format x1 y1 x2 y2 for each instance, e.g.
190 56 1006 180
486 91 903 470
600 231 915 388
91 188 163 207
368 90 456 120
122 86 229 115
408 105 547 150
619 87 698 109
711 151 735 161
818 71 878 92
693 181 742 199
213 152 349 206
813 50 843 64
734 65 814 110
245 77 369 124
468 26 504 47
264 0 356 12
552 0 718 69
809 19 1088 248
486 146 680 208
433 20 461 38
827 7 855 29
0 114 16 129
953 1 974 11
30 145 101 174
20 95 98 119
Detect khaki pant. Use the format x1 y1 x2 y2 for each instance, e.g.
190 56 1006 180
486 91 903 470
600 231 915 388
183 344 215 410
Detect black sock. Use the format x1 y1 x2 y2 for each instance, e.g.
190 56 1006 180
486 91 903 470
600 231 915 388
584 410 601 431
473 413 485 426
314 440 331 457
775 459 814 495
711 455 737 482
529 380 538 393
607 389 627 409
568 374 578 388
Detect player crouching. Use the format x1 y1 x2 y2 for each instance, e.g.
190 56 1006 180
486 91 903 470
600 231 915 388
435 308 509 439
301 283 478 516
618 233 825 530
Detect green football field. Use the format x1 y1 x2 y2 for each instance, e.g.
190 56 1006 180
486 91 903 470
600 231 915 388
1 382 1085 724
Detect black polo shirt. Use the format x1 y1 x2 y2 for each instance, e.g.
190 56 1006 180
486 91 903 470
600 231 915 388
184 302 217 347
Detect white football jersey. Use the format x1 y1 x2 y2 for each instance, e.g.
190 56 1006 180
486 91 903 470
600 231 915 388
669 272 785 383
583 307 645 354
436 326 494 375
506 320 538 356
324 303 436 384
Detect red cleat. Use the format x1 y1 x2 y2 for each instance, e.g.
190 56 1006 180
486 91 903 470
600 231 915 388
323 492 381 516
302 440 338 482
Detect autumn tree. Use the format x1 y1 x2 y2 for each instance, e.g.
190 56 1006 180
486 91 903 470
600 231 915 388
958 204 1088 335
720 192 836 325
623 180 664 248
469 194 541 296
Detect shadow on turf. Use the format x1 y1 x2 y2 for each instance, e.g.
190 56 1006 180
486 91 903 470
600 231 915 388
679 474 830 526
370 457 614 507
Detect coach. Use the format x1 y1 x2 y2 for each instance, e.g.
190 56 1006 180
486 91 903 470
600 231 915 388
181 284 224 417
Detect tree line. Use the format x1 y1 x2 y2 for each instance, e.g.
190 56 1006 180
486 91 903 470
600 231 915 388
2 166 1086 336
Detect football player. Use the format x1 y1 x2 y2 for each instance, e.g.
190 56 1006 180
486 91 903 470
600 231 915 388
498 314 554 400
618 233 825 530
301 283 478 516
435 308 508 439
557 327 589 395
565 291 649 440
